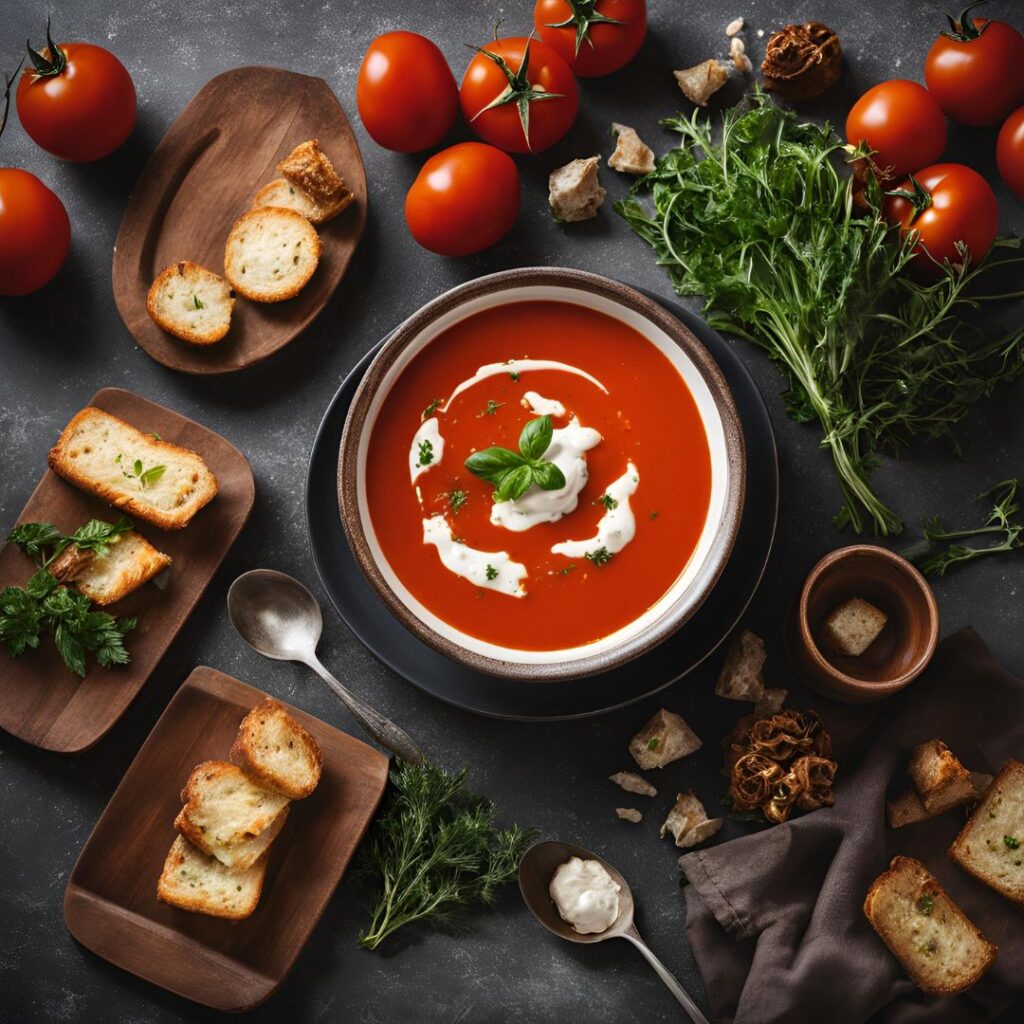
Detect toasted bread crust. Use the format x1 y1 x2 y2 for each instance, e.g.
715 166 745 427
252 178 326 223
156 835 266 920
146 261 234 345
223 206 322 302
230 698 323 800
71 531 171 605
276 139 353 221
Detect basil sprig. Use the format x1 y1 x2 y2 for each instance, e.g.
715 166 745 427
464 416 566 503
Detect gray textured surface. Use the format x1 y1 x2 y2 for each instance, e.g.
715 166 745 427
1 1 1023 1022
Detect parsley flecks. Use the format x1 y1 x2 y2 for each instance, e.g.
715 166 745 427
510 372 520 382
585 547 613 566
560 563 576 576
448 490 469 515
422 397 443 419
417 439 434 467
485 564 498 581
464 416 566 504
646 737 659 751
599 494 619 511
192 294 204 310
1005 835 1021 850
479 399 505 417
916 894 934 915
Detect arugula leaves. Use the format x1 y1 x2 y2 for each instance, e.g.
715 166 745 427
465 415 566 503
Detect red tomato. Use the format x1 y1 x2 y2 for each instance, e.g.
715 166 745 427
17 27 135 162
0 168 71 296
357 32 458 153
405 143 519 256
883 163 998 271
997 106 1024 200
533 0 647 77
846 80 947 183
925 15 1024 127
461 37 578 154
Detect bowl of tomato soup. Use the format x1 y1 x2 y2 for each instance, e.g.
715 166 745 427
339 268 745 680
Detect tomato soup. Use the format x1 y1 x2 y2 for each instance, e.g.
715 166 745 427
365 300 713 652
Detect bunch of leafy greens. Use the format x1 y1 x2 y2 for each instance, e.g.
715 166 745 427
903 478 1023 576
8 516 134 567
617 92 1024 535
465 415 566 502
358 759 535 951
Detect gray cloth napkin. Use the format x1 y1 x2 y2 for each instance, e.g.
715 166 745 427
680 628 1024 1024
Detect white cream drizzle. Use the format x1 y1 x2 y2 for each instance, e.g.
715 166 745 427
552 463 639 559
490 417 602 533
421 515 527 597
523 391 566 418
442 359 607 410
409 418 444 483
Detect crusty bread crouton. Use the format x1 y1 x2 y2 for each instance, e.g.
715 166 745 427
223 206 321 303
909 740 976 815
609 771 657 797
48 408 218 531
863 855 996 995
50 530 171 605
230 698 322 800
629 708 702 769
616 808 642 823
949 759 1024 905
822 597 887 657
549 156 605 223
146 261 234 346
887 790 931 829
608 124 656 175
754 688 787 719
674 61 730 106
276 139 353 223
157 835 267 920
660 790 723 848
715 629 766 701
252 178 324 222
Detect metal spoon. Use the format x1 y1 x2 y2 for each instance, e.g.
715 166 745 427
227 569 424 764
519 840 711 1024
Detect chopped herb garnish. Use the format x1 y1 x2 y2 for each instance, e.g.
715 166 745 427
464 416 566 503
510 371 520 382
448 490 469 515
646 737 659 751
599 494 619 511
560 563 576 575
649 510 659 520
916 894 934 915
417 439 434 467
119 456 167 490
917 940 938 956
8 518 134 567
422 397 443 419
1005 835 1021 850
192 294 204 310
479 399 505 417
485 564 498 581
585 547 613 566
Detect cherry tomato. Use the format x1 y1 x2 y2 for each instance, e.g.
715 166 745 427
533 0 647 77
0 168 71 296
846 80 947 184
405 143 519 256
883 163 998 271
461 37 578 154
17 23 135 162
925 11 1024 127
357 32 458 153
997 106 1024 200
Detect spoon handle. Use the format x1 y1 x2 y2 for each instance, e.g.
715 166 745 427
622 929 711 1024
305 655 424 764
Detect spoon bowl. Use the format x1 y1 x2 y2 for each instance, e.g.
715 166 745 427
228 569 324 661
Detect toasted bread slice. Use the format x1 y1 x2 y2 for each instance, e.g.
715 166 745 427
157 835 266 919
146 261 234 345
864 855 996 995
223 206 321 302
950 759 1024 905
48 408 218 531
252 178 328 224
276 139 353 222
50 530 171 605
230 698 323 800
175 761 290 869
909 739 976 815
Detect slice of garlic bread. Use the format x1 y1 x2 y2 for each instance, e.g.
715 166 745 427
223 206 321 302
146 261 234 345
48 407 218 531
276 139 353 222
230 698 323 800
50 530 171 605
157 835 266 919
252 178 325 223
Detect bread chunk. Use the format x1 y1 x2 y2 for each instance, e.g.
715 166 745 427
608 124 656 175
715 628 766 700
549 156 605 223
909 739 976 815
48 408 218 531
950 759 1024 905
157 835 266 919
253 178 324 223
822 597 887 657
609 771 657 797
674 61 730 106
887 790 930 829
230 698 323 800
223 206 321 302
864 855 996 995
629 708 702 769
146 261 234 345
615 807 642 823
660 790 723 848
754 688 787 719
50 530 170 605
276 139 353 222
175 761 290 870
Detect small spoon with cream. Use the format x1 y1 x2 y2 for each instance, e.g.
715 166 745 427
519 840 710 1024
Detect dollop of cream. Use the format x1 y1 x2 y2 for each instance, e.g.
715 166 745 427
490 417 602 533
552 463 639 560
549 857 621 935
443 359 607 411
409 418 444 483
523 391 566 418
422 516 527 597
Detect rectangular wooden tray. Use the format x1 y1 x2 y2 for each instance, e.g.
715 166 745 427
64 667 390 1011
0 387 255 752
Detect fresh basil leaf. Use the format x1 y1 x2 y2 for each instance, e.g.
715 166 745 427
465 446 526 484
518 416 552 461
531 461 566 491
494 464 534 503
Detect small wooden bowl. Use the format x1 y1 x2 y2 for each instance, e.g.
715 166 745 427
790 545 939 704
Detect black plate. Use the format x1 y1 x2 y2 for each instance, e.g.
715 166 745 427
305 291 778 720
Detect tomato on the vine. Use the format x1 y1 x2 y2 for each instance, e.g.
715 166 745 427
533 0 647 77
461 37 578 154
846 80 948 184
405 143 520 257
925 3 1024 127
883 163 998 271
997 106 1024 201
357 32 458 153
17 20 135 162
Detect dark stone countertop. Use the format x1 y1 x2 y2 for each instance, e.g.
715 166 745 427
1 1 1022 1021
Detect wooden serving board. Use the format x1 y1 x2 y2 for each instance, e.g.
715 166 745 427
112 66 368 375
0 388 255 752
64 668 390 1012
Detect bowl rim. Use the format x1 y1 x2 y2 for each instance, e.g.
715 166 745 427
337 267 747 681
797 544 940 694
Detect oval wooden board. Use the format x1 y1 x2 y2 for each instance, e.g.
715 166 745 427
113 66 367 375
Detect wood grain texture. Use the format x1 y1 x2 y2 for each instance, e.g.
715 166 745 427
0 389 255 752
64 667 390 1012
112 66 367 375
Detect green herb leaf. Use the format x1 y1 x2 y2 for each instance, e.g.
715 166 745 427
465 446 526 484
494 464 534 503
519 415 553 461
585 547 613 566
647 736 659 750
916 894 934 915
68 517 134 558
192 294 204 310
599 494 619 511
417 439 434 467
479 399 505 417
423 397 443 419
138 465 167 488
1005 835 1021 850
531 460 566 491
6 522 61 563
448 490 469 515
0 585 43 656
485 564 498 581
